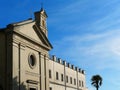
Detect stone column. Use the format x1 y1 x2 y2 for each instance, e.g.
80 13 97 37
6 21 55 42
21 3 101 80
39 52 41 90
63 61 66 90
45 55 49 90
40 53 45 90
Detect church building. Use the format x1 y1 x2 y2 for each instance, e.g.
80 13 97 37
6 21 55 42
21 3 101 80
0 8 88 90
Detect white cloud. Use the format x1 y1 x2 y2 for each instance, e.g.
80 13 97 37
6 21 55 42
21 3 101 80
48 0 120 35
51 30 120 70
48 1 120 90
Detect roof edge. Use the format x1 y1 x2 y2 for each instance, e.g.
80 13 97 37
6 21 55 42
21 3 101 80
9 18 34 26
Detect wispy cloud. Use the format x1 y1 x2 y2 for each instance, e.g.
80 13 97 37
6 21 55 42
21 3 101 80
48 0 120 35
48 3 120 90
51 29 120 70
50 29 120 90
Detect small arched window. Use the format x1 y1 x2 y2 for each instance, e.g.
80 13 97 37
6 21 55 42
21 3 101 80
42 20 45 27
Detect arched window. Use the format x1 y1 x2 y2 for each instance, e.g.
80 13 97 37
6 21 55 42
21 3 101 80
42 20 45 27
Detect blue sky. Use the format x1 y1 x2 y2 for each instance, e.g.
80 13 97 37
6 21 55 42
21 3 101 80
1 0 120 90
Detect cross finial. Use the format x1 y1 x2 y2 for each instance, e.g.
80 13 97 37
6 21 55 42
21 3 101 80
40 0 44 9
41 2 43 9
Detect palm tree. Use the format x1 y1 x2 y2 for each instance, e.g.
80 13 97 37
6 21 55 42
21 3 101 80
91 75 102 90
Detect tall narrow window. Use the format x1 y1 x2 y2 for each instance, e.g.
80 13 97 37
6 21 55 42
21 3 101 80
74 78 76 85
82 81 84 87
42 20 45 27
79 80 81 87
61 74 64 81
49 70 52 78
70 77 72 84
66 76 68 83
56 72 59 80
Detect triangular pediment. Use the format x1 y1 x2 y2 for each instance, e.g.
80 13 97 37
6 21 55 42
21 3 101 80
12 20 52 50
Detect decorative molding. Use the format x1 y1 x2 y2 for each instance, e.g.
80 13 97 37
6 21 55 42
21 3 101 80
26 80 39 84
50 81 78 89
25 71 40 77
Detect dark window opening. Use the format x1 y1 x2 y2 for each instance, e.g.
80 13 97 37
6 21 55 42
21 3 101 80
29 88 36 90
42 20 45 27
70 77 72 84
66 76 68 83
30 55 35 66
56 72 59 80
49 70 52 78
82 81 84 87
79 80 81 87
49 87 52 90
74 78 76 85
61 74 64 81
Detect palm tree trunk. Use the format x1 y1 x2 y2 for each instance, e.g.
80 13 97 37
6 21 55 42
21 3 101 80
96 87 98 90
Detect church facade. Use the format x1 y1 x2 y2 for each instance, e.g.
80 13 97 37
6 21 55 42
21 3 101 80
0 8 88 90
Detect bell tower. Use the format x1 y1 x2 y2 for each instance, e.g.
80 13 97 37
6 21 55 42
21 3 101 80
34 8 48 36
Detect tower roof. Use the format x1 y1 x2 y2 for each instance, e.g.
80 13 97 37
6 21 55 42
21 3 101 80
40 8 48 17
